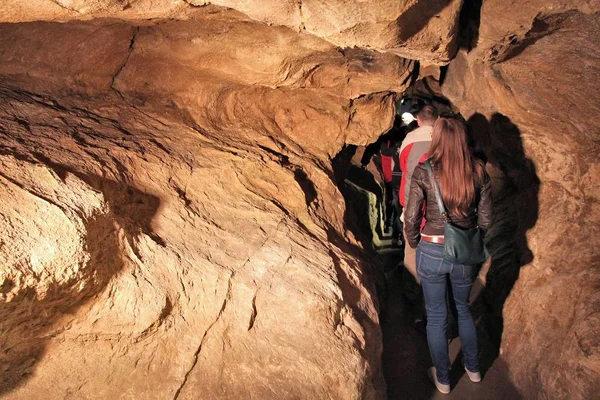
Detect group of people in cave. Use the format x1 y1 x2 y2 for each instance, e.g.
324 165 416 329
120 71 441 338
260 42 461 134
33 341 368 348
368 99 492 394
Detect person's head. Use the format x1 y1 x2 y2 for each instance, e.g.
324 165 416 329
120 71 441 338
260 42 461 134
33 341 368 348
428 117 485 217
416 105 438 127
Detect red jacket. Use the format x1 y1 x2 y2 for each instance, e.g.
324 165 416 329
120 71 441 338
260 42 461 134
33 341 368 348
380 140 394 183
398 125 432 207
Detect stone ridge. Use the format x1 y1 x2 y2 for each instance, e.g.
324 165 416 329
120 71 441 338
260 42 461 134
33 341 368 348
1 0 465 65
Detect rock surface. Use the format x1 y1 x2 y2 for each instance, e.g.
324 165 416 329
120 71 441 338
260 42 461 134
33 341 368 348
443 3 600 398
0 0 464 65
0 8 412 399
473 0 600 62
1 0 599 398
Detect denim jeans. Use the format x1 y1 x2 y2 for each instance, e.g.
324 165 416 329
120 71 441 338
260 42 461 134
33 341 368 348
416 240 480 384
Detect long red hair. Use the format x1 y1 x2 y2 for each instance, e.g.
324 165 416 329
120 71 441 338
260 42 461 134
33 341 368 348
428 118 485 218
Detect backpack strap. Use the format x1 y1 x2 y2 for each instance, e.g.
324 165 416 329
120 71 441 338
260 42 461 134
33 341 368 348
424 160 451 223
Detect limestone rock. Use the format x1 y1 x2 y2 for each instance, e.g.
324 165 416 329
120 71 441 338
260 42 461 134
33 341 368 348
467 0 600 62
443 7 600 399
0 8 412 399
0 0 465 65
2 0 599 398
201 0 465 64
301 0 464 64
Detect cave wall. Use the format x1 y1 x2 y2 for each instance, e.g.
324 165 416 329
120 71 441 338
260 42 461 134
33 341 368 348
0 8 413 399
443 1 600 397
1 0 464 64
0 0 599 398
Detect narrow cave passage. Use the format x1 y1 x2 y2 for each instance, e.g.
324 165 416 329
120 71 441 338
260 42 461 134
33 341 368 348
335 82 531 399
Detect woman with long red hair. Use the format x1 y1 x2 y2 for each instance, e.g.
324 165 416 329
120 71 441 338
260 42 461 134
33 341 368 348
404 117 492 394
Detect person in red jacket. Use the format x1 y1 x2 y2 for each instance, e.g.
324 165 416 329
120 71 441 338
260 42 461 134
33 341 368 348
380 117 406 243
380 136 395 233
399 105 438 301
380 118 406 236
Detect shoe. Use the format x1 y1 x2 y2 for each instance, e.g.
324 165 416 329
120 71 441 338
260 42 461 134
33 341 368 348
464 366 482 383
414 319 427 335
427 367 450 394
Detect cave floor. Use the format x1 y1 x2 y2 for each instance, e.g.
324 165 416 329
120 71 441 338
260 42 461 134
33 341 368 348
379 237 523 400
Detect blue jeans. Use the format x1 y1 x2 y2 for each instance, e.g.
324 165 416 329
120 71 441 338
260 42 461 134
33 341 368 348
416 241 480 384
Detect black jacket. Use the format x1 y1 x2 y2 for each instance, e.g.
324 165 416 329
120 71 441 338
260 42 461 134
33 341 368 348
404 162 492 248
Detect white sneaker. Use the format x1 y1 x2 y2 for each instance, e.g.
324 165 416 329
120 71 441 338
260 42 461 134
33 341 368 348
427 367 451 394
464 366 482 383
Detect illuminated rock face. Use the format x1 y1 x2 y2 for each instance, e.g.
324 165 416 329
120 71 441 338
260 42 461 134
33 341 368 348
0 9 411 399
443 2 600 398
1 0 464 65
0 1 599 399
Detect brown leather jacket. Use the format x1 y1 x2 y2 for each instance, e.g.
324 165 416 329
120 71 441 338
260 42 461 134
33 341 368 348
404 162 492 249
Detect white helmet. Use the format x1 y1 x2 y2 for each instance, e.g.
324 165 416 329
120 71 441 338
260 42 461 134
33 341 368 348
401 112 416 126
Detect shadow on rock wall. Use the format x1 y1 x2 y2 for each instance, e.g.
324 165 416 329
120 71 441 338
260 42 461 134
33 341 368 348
331 145 390 318
32 152 166 250
467 113 540 356
457 0 483 51
0 154 162 395
396 0 453 42
334 145 386 248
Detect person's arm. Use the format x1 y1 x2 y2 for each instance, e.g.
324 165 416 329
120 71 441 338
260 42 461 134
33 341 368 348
399 143 409 174
398 144 412 207
477 172 492 234
404 166 426 248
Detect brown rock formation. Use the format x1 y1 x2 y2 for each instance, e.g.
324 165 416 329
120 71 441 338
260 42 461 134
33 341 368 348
0 8 412 399
443 2 600 398
1 0 464 65
1 0 599 398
